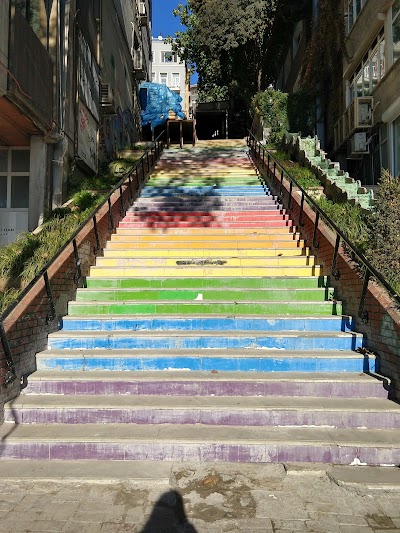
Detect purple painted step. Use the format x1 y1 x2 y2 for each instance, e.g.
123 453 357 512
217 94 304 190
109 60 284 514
1 424 400 465
6 403 399 429
23 373 389 399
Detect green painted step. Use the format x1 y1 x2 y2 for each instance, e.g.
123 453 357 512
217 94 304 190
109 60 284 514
86 277 329 290
76 288 334 303
68 300 342 317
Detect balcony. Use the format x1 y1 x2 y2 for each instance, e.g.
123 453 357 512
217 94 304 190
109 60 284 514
7 9 53 130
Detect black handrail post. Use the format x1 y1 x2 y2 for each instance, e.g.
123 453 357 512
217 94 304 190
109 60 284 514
288 180 293 210
331 234 341 280
141 157 145 181
358 269 371 323
44 271 56 325
128 174 133 204
0 321 17 387
312 211 320 250
73 239 83 286
93 215 100 255
108 197 114 232
146 150 150 173
262 148 265 168
119 185 125 216
299 192 305 227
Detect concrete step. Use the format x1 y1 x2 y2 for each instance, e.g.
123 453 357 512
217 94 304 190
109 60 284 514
85 276 328 290
5 394 399 429
101 248 310 259
35 348 373 372
93 256 316 268
24 370 390 398
47 330 363 351
88 265 324 278
75 287 330 302
67 299 340 316
106 239 306 250
60 315 352 332
117 221 294 229
122 211 290 221
114 227 299 236
0 423 399 465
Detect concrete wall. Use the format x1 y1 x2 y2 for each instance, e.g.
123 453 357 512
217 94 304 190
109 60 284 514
0 0 9 97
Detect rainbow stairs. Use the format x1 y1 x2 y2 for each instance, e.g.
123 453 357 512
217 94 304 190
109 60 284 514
2 140 400 466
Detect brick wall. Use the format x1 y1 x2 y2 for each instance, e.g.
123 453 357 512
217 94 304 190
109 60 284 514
0 154 158 420
252 150 400 400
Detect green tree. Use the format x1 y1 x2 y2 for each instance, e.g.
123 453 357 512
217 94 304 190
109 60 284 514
169 0 277 104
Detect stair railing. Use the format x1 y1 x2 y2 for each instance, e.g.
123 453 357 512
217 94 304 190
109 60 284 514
247 130 400 323
0 132 165 388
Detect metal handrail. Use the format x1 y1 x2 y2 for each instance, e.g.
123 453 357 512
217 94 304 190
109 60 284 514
0 132 165 387
247 131 400 318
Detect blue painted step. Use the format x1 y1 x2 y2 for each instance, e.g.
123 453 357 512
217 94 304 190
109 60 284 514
61 316 354 332
36 350 375 373
48 332 363 351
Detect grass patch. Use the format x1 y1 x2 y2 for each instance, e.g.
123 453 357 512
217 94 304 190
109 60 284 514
270 149 321 190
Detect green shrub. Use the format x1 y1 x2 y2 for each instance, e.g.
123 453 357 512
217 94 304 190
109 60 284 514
70 190 98 212
0 233 40 281
252 89 288 144
365 170 400 294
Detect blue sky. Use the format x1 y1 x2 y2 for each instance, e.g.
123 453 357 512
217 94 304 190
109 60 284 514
152 0 198 83
152 0 185 39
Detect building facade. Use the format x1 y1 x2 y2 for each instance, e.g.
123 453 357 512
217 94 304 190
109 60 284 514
275 0 400 185
334 0 400 184
0 0 152 247
151 36 188 115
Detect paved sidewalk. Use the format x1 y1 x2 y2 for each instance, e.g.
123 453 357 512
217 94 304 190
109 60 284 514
0 463 400 532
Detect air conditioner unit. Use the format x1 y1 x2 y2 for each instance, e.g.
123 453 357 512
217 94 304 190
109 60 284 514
348 97 374 131
133 49 146 79
348 132 369 157
139 1 148 25
100 84 115 112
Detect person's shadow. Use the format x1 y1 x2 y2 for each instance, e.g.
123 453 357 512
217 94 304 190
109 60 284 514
140 490 197 533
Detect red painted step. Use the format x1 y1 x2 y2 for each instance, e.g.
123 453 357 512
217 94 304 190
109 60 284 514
118 220 294 229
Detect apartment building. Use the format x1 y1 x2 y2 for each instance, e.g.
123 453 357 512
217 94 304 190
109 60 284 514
276 0 400 185
334 0 400 184
0 0 152 246
151 36 188 115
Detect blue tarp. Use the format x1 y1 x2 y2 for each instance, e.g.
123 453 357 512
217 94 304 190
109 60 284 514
140 82 185 129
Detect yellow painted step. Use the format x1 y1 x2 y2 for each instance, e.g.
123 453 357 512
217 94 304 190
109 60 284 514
103 248 309 259
104 248 309 258
89 265 323 278
94 256 316 268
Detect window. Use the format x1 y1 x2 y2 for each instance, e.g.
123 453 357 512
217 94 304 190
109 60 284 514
160 73 167 85
392 0 400 64
347 0 367 33
393 115 400 178
171 73 180 87
161 51 177 63
0 149 30 209
348 32 385 103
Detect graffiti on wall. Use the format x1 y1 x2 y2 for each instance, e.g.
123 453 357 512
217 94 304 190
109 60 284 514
78 101 98 172
100 106 138 161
